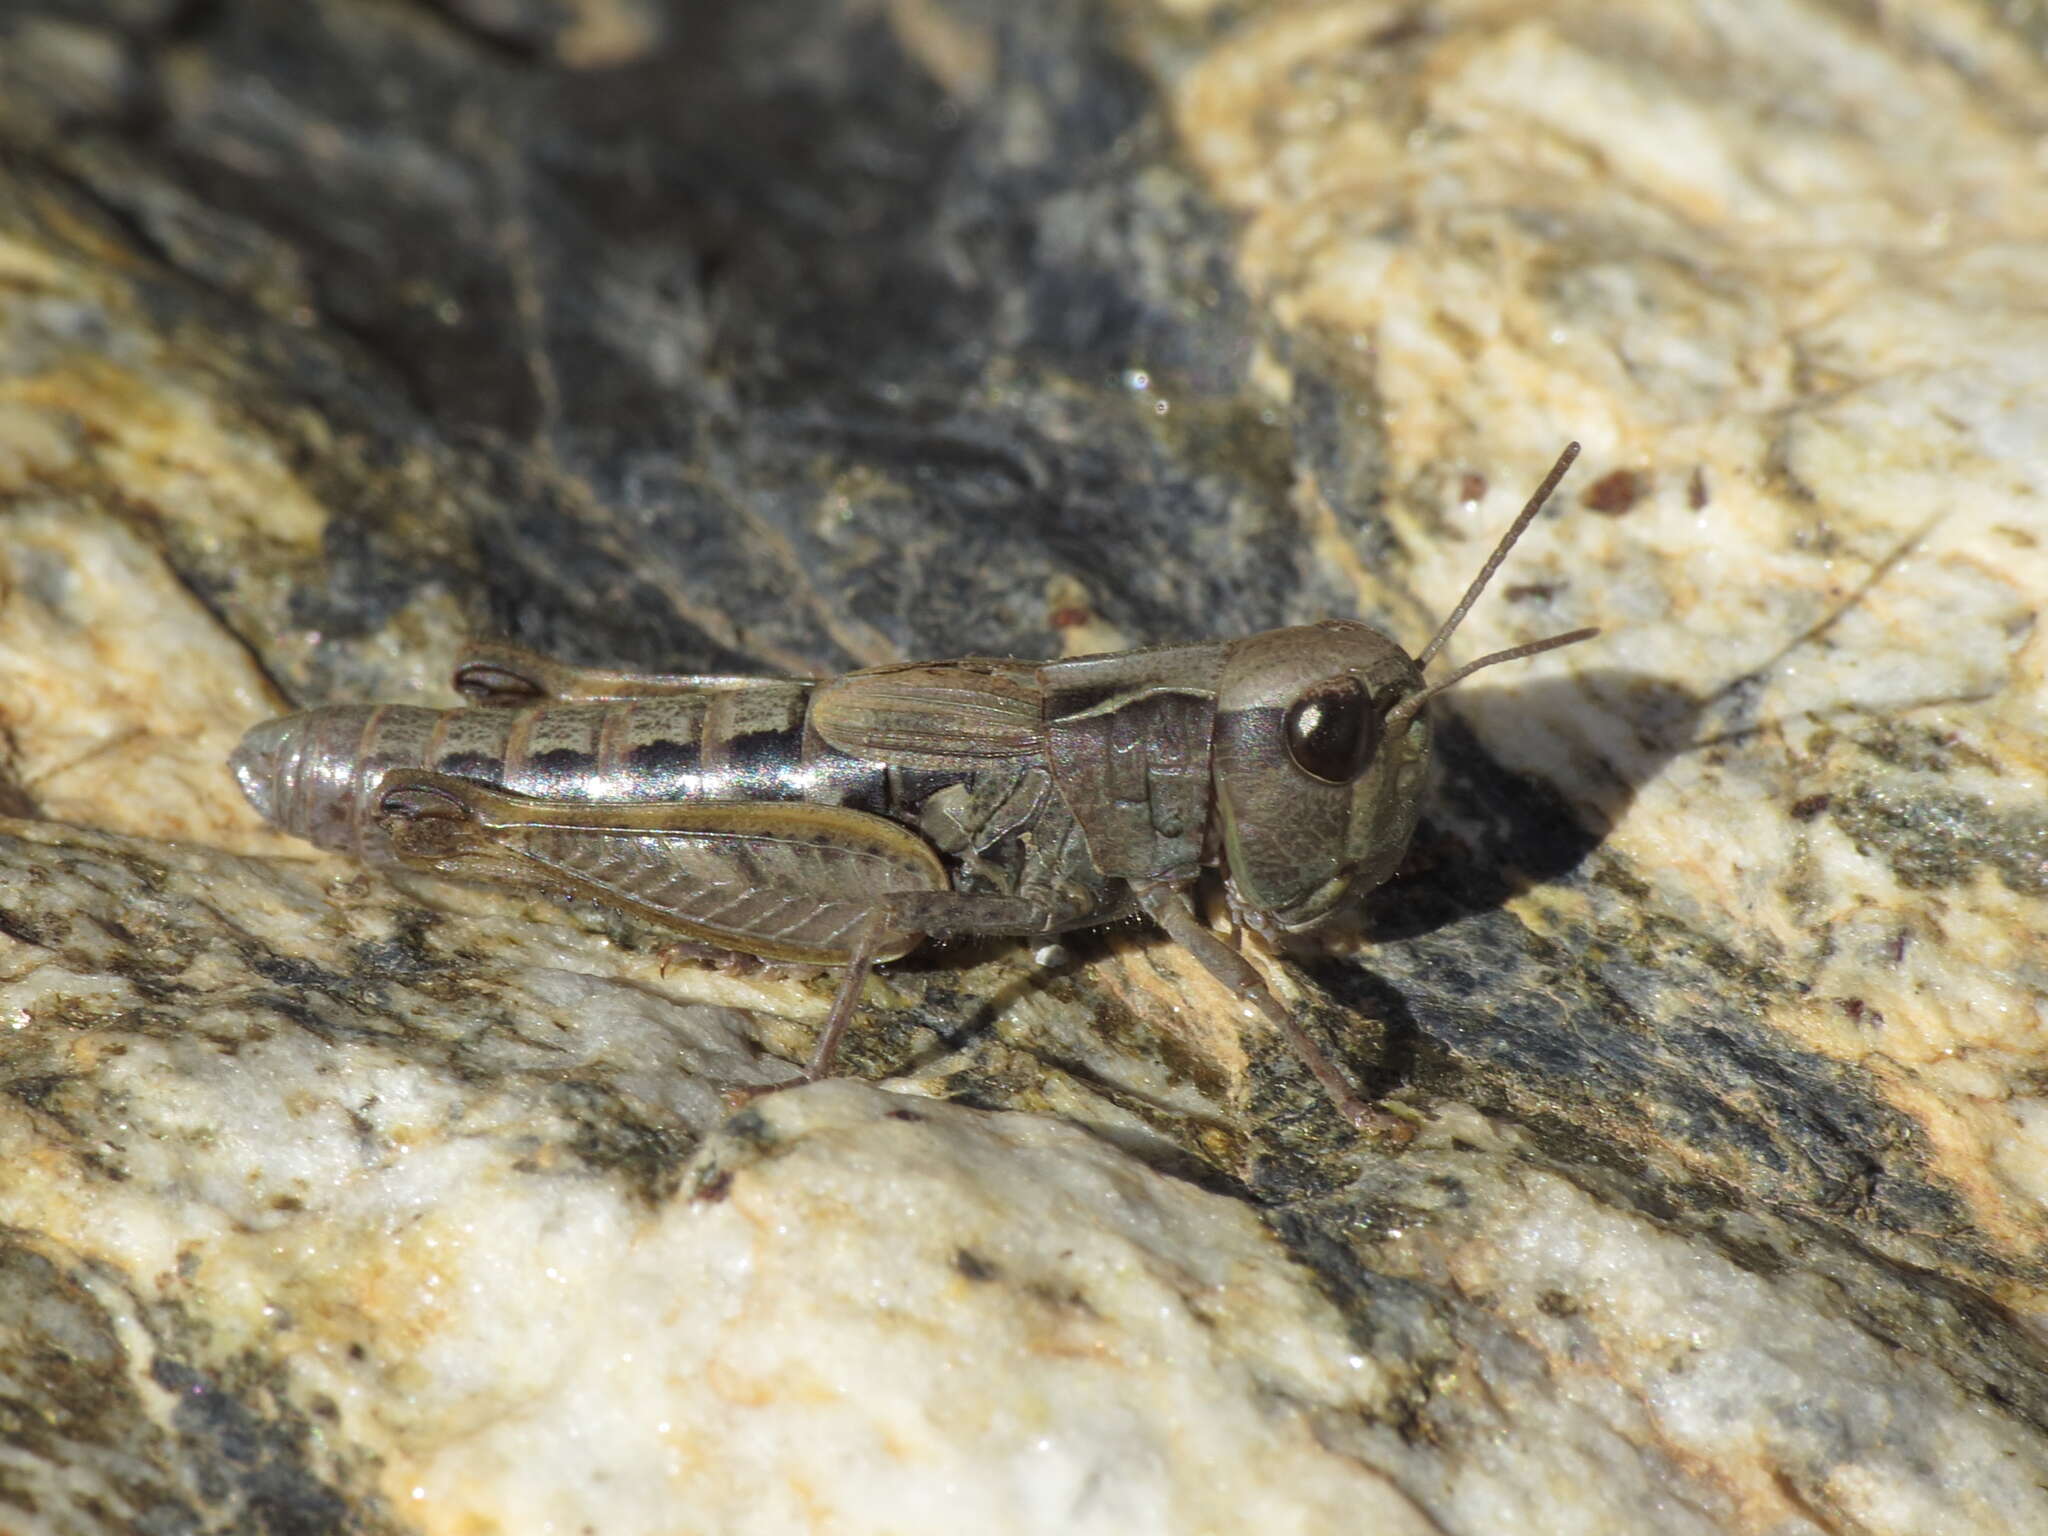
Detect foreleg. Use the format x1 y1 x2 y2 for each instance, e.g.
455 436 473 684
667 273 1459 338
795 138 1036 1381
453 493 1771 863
1138 884 1411 1141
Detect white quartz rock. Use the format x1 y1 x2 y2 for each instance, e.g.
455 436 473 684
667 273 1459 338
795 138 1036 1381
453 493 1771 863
395 1080 1439 1536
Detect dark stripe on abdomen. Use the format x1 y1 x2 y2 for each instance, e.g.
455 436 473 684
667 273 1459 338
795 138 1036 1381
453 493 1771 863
428 706 517 785
798 718 891 816
348 679 977 821
493 705 612 800
715 725 811 801
694 684 812 802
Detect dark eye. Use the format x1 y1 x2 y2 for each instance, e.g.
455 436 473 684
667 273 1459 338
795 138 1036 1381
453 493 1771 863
1283 676 1380 784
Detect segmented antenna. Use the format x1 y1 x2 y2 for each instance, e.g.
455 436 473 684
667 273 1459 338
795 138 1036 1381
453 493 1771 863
1383 442 1598 737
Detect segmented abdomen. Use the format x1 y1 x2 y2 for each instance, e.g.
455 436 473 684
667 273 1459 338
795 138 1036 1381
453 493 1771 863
233 684 900 860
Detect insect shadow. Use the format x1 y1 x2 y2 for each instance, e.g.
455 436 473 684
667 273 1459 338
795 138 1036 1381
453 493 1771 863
1351 665 1703 942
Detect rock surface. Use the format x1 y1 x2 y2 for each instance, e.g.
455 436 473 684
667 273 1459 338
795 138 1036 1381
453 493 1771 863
1 1 2045 1532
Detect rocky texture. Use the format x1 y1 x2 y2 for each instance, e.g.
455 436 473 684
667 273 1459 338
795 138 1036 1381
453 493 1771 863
1 0 2046 1532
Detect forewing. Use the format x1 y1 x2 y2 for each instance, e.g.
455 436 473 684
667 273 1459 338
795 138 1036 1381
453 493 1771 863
809 659 1043 768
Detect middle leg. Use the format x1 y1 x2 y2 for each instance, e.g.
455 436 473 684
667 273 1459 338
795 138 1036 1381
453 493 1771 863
806 890 1055 1080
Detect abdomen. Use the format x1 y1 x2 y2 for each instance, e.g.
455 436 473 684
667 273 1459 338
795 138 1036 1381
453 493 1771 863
232 684 898 860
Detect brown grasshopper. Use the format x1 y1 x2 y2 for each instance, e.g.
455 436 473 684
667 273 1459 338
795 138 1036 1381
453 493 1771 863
232 444 1593 1130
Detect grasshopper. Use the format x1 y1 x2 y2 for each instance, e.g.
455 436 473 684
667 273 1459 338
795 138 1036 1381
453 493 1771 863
232 444 1594 1130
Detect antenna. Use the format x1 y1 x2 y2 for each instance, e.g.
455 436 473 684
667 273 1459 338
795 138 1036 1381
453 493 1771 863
1383 626 1599 736
1383 442 1598 737
1415 441 1582 668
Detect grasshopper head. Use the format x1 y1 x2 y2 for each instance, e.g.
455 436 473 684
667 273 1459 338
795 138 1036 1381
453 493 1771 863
1211 442 1598 936
1211 621 1431 936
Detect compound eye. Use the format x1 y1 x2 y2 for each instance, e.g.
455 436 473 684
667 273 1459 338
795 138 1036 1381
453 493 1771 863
1283 675 1380 784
